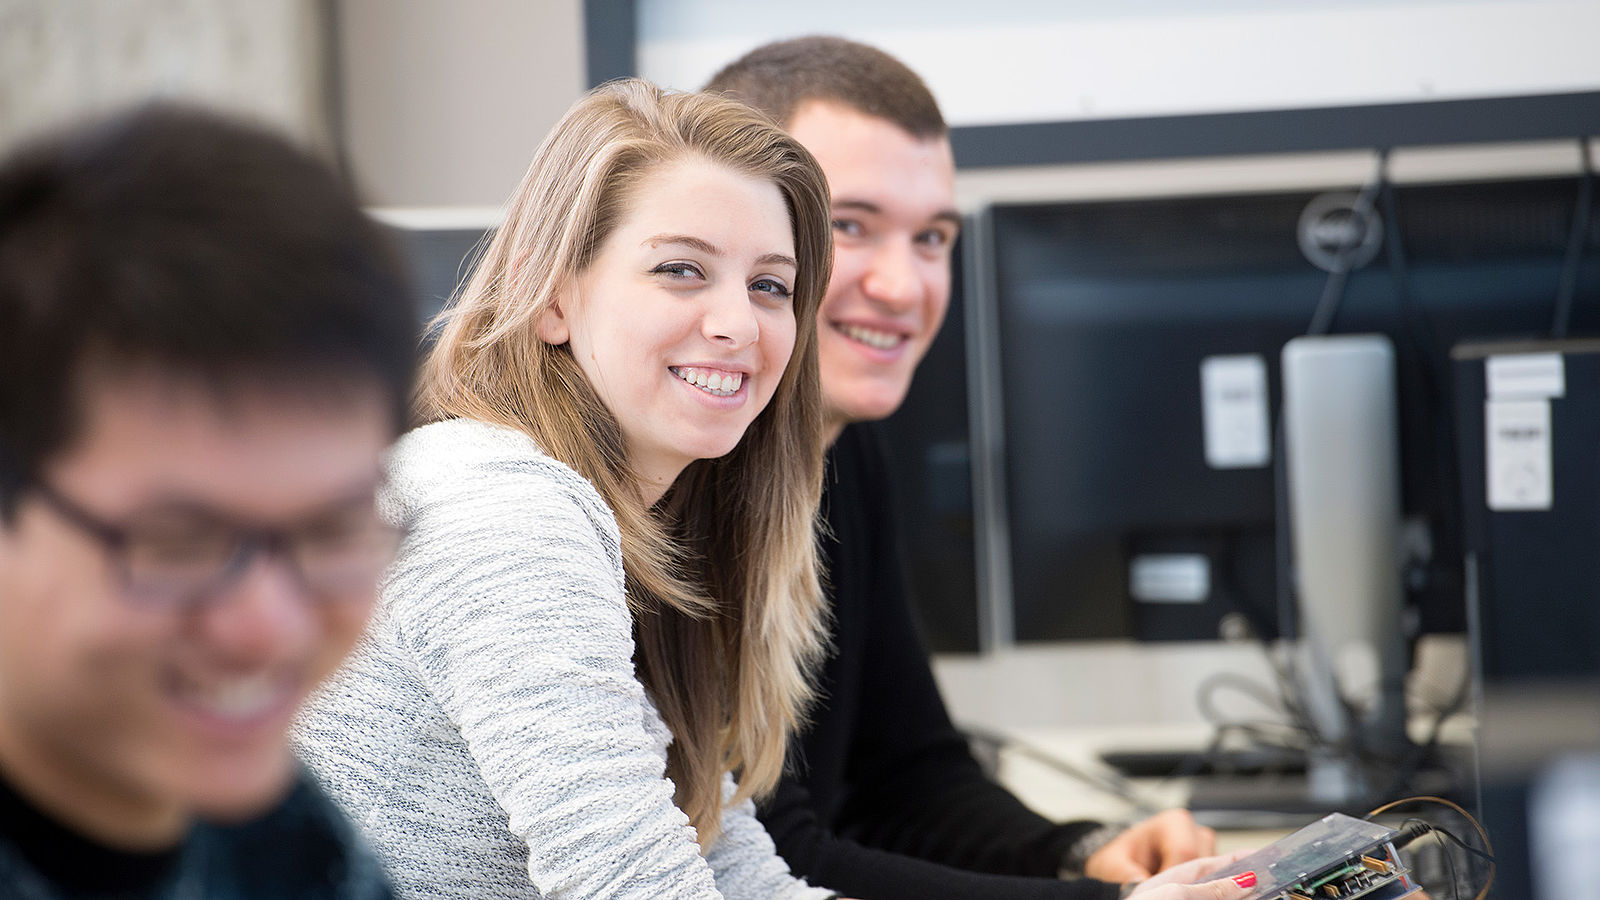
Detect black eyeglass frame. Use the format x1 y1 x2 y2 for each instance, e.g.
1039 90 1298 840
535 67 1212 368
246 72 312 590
27 478 399 608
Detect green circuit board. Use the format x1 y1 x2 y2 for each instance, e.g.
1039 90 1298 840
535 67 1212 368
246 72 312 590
1196 813 1420 900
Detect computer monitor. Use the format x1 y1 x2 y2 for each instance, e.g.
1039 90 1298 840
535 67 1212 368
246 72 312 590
1455 339 1600 889
970 171 1597 808
984 174 1599 648
877 236 983 652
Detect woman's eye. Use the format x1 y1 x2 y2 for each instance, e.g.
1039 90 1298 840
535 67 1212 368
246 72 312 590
832 219 863 239
750 278 793 299
916 228 955 250
652 262 703 279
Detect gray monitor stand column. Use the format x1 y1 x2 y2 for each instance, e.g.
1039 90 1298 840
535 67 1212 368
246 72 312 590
1283 334 1412 805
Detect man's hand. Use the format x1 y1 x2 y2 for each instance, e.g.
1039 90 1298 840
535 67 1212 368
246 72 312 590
1084 809 1218 882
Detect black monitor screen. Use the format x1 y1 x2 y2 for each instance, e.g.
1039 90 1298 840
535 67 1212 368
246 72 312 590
992 176 1600 643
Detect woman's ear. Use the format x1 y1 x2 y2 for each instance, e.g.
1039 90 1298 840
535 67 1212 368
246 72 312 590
535 288 573 345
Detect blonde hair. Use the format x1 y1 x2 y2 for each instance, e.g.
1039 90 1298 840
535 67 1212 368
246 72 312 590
417 79 832 844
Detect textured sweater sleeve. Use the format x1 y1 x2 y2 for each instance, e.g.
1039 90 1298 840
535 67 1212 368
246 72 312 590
301 420 737 899
705 774 835 900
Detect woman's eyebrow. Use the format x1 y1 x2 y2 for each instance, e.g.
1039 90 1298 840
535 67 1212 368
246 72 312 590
643 233 718 255
755 252 797 269
645 234 794 270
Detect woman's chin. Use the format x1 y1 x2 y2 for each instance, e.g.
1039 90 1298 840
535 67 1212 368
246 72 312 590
691 439 743 463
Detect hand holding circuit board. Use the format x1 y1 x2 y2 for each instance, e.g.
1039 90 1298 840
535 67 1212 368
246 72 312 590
1191 813 1419 900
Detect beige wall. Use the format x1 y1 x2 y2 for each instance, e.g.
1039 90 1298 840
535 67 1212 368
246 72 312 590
335 0 586 208
0 0 328 152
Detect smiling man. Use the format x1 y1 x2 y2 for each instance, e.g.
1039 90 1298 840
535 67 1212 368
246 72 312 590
708 37 1215 900
0 105 416 899
789 100 960 434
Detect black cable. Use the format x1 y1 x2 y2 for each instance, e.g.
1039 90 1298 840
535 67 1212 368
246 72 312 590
1267 417 1334 759
1196 671 1289 721
1551 136 1595 339
1307 148 1392 335
1379 169 1459 601
1377 163 1471 698
1442 829 1464 900
1192 672 1335 771
1155 720 1316 787
1431 826 1497 866
1376 796 1495 900
1306 265 1351 337
957 724 1162 814
1375 667 1472 801
1378 177 1440 398
1393 819 1496 866
1401 817 1461 900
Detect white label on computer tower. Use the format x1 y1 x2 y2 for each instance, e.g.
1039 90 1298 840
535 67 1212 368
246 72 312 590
1487 353 1565 399
1486 399 1553 511
1200 354 1269 469
1129 554 1210 603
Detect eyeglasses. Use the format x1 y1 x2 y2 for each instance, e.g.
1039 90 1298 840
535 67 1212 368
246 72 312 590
29 479 403 608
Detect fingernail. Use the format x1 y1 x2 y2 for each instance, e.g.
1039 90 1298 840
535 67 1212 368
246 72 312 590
1232 872 1257 889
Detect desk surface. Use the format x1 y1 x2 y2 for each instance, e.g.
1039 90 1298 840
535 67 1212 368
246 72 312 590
989 720 1474 855
992 722 1287 852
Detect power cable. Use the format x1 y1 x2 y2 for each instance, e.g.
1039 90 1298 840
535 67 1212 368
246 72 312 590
1369 795 1494 900
1551 135 1595 339
1307 149 1392 335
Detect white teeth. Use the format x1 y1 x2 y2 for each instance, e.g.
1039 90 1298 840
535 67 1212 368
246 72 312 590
840 323 903 350
178 674 286 721
671 367 742 397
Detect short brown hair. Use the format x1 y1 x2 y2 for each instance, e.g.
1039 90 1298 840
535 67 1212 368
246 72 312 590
705 35 946 138
0 104 416 519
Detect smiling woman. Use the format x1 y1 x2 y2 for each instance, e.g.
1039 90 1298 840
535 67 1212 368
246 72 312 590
294 79 839 899
537 157 800 497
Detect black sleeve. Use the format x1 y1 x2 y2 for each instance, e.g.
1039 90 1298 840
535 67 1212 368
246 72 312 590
759 425 1119 900
762 775 1118 900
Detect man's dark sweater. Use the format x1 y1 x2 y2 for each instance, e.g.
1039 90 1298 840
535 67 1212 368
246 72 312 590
759 423 1121 900
0 767 393 900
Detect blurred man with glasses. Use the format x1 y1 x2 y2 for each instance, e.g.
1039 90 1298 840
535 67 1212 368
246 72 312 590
0 105 416 898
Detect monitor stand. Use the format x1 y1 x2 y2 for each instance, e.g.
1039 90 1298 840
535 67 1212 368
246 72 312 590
1115 336 1430 829
1184 744 1468 830
1282 335 1413 804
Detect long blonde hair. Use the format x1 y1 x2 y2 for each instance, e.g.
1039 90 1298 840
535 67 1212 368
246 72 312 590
417 79 832 844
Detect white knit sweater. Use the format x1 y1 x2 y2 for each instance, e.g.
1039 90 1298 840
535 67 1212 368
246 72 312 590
294 419 832 900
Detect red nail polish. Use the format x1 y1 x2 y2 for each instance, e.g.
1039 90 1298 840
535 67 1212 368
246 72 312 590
1232 871 1257 889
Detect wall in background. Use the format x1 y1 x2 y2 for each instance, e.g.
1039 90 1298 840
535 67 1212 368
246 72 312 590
335 0 586 207
636 0 1600 129
0 0 328 152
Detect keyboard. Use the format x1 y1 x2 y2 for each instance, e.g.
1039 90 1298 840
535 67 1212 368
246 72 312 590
1099 746 1310 779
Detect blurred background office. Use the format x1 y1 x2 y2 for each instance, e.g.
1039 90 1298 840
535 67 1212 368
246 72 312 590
6 2 1600 895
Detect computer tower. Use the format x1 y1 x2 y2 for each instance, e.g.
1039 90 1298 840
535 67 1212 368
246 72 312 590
1456 340 1600 899
1453 339 1600 683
